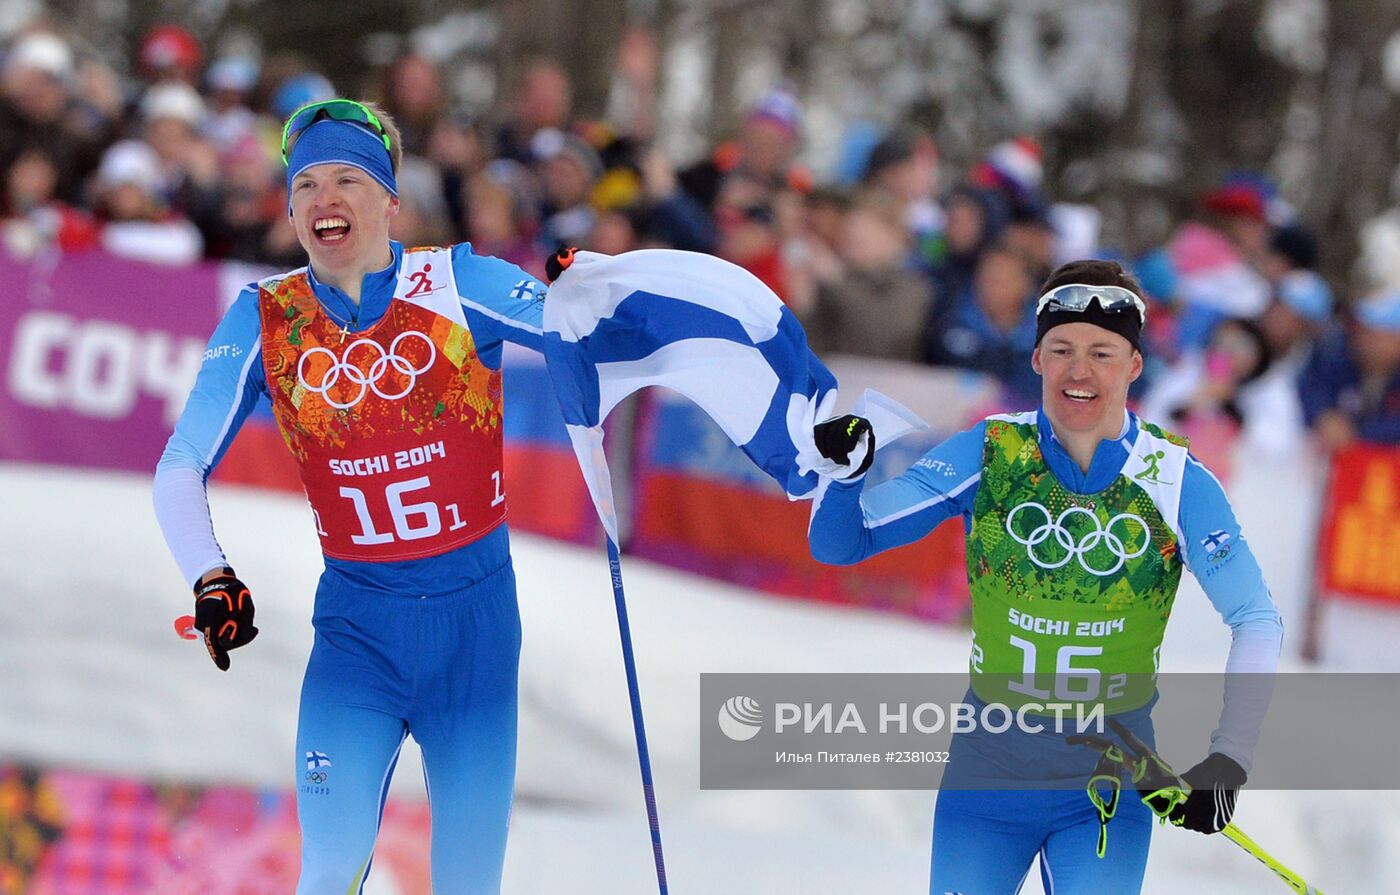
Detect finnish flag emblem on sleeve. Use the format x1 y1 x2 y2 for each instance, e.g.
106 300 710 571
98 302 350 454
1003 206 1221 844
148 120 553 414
1200 530 1231 551
305 751 332 770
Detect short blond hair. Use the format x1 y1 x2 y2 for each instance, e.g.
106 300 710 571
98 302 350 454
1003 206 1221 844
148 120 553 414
284 98 403 174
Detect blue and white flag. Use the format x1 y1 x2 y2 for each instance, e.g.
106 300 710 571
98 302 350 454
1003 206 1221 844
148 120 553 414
543 249 923 541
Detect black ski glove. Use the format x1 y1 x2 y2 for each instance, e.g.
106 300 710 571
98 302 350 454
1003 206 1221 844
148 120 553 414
193 568 258 671
813 414 876 478
1168 752 1247 834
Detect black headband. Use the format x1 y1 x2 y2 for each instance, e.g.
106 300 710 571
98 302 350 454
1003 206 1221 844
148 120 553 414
1035 296 1142 351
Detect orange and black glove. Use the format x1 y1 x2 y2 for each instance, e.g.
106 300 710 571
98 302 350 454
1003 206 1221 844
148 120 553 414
193 568 258 671
545 245 577 283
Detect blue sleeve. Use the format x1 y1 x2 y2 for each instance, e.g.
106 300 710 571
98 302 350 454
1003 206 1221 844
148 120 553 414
156 287 266 478
808 422 986 565
451 242 546 366
1178 454 1283 633
1178 453 1285 770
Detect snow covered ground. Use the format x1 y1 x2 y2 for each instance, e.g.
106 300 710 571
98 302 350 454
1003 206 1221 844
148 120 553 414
1 463 1393 893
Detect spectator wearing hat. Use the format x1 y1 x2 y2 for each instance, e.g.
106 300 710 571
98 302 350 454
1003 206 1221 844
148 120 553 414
922 183 1011 351
1141 317 1287 468
533 127 602 250
861 128 942 266
925 242 1041 403
678 84 811 214
0 31 111 207
1162 176 1274 351
203 56 261 154
136 24 202 87
140 82 221 240
1300 291 1400 449
92 139 203 265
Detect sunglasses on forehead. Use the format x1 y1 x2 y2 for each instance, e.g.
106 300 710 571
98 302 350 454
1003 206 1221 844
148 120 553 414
280 99 392 164
1035 283 1147 325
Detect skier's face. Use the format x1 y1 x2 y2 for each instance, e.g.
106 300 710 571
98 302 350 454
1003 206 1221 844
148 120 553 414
1033 323 1142 435
289 163 398 277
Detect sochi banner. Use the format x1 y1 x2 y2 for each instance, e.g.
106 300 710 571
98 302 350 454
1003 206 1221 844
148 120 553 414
1316 441 1400 605
628 356 1006 621
0 249 224 472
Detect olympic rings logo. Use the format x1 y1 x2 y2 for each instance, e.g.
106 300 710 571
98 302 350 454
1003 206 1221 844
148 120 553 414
1005 501 1150 576
297 331 437 410
305 771 328 784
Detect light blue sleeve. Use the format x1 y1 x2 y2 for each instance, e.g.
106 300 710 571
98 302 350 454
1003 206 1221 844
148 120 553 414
1178 453 1285 772
153 287 266 585
451 243 546 366
158 287 267 475
808 422 986 565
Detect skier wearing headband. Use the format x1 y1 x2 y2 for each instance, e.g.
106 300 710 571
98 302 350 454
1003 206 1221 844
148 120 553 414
153 99 549 893
808 259 1283 894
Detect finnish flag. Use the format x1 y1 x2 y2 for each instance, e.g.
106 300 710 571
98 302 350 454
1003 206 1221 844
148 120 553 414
305 751 331 770
542 249 923 541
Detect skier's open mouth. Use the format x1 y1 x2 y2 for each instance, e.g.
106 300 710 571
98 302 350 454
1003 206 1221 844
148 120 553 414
1063 388 1097 404
314 216 351 243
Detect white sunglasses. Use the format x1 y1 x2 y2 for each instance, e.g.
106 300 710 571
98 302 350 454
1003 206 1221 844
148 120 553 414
1035 283 1147 325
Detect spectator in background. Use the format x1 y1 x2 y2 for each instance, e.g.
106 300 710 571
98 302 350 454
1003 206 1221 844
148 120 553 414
135 24 202 87
801 190 931 362
926 242 1040 403
1258 224 1333 357
203 56 261 153
860 128 942 264
465 161 541 275
0 31 110 206
428 106 489 242
1300 291 1400 449
140 83 221 227
92 139 202 265
1163 178 1273 350
532 127 602 249
203 133 292 265
922 183 1010 358
714 172 787 301
2 144 99 257
679 85 810 212
381 54 444 155
1004 199 1057 285
971 136 1044 215
497 58 572 165
389 155 453 247
1140 317 1275 471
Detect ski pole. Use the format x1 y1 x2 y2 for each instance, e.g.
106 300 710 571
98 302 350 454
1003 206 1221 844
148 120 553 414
1221 822 1323 895
605 535 669 894
1104 720 1324 895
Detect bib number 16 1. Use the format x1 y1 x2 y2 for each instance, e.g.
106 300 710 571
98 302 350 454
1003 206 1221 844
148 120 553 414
324 471 505 544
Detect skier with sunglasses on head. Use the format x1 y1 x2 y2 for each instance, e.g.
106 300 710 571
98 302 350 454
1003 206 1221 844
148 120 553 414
153 99 550 893
809 259 1283 894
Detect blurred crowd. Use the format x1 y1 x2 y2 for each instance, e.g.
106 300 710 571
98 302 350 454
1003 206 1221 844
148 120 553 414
6 22 1400 456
